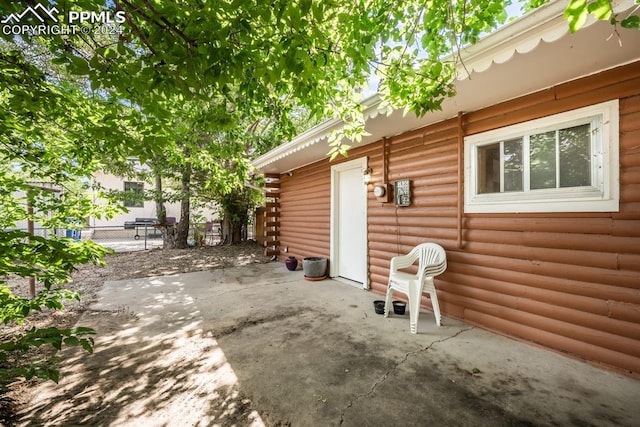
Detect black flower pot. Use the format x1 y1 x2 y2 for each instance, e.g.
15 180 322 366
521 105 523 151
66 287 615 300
392 300 407 315
373 300 385 315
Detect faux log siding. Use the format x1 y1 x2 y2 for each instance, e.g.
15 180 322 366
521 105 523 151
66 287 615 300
276 62 640 375
384 75 640 374
277 142 383 265
277 161 331 261
368 122 460 298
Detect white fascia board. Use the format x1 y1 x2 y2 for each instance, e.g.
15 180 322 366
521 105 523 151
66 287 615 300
456 0 637 78
252 94 384 171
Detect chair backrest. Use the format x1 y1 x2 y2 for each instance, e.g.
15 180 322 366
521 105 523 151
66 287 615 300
415 243 447 281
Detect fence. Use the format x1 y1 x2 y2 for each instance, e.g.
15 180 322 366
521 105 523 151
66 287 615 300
84 225 231 252
6 223 254 253
82 225 165 252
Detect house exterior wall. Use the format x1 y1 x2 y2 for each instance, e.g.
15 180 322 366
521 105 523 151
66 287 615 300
276 61 640 375
91 171 218 228
277 142 383 263
278 160 331 259
90 172 173 227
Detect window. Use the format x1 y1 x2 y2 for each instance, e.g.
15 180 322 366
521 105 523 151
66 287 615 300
464 100 619 213
123 181 144 208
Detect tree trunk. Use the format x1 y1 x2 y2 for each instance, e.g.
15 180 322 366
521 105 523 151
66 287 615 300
155 174 166 223
174 163 191 249
163 224 177 248
220 206 248 245
154 174 175 249
219 187 252 245
220 213 241 244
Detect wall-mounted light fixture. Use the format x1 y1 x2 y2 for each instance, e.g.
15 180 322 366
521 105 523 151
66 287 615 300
362 167 372 185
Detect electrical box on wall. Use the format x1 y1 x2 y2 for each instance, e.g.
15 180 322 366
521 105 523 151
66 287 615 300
374 183 392 203
393 179 411 206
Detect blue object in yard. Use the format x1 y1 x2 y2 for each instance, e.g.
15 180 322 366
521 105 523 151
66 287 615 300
65 228 81 240
65 218 82 240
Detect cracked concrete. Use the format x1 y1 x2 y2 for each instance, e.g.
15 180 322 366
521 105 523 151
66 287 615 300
339 326 477 425
20 262 640 426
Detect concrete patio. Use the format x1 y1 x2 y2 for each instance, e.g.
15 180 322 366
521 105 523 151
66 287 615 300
19 262 640 426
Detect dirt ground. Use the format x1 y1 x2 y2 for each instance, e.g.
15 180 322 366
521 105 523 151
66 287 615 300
0 241 269 426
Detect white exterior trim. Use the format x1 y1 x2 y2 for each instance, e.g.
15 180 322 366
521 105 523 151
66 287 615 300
252 95 384 171
464 100 620 213
456 0 636 78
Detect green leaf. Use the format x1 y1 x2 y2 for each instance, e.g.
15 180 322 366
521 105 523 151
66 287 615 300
564 0 589 32
312 2 323 23
621 15 640 29
47 367 60 383
587 0 612 20
63 336 80 346
69 56 90 75
72 326 96 335
103 48 118 60
80 338 94 354
300 0 312 17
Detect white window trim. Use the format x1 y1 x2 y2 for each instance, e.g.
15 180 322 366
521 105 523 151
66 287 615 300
464 100 619 213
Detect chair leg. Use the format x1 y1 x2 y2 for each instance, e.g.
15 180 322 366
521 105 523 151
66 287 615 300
408 283 421 334
430 290 442 326
384 285 393 318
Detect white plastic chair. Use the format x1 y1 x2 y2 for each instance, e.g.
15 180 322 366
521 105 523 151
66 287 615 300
384 243 447 333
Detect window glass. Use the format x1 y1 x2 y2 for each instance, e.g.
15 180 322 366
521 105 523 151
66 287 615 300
559 124 591 187
503 138 523 192
124 181 144 207
477 143 499 194
530 131 557 190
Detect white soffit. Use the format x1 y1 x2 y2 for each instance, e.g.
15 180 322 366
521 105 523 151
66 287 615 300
253 0 640 174
452 0 636 77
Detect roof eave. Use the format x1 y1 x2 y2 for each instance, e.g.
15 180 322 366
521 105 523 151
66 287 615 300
252 0 639 174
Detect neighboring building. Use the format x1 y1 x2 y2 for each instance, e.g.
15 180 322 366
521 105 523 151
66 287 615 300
253 1 640 375
90 166 219 230
90 169 183 227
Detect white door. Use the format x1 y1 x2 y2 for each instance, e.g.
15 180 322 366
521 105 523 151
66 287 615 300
331 158 368 287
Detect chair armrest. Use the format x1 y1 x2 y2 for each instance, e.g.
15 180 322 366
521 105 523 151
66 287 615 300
418 259 447 282
390 250 419 272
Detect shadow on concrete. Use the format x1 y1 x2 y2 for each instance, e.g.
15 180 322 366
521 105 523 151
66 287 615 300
17 264 640 426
